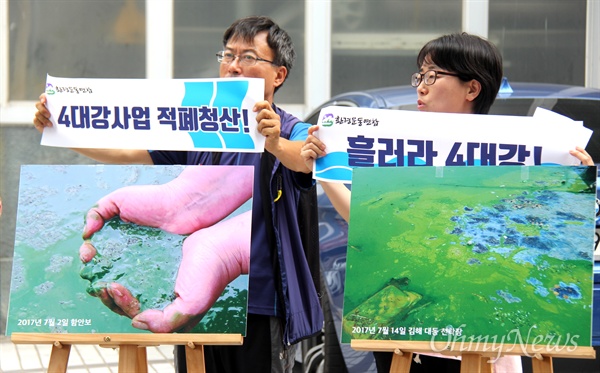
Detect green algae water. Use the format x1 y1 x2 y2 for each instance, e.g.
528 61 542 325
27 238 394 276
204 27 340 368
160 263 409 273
342 166 595 346
79 218 184 310
7 165 248 335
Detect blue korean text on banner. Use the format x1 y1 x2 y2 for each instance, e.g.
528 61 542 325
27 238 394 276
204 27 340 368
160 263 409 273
182 80 255 150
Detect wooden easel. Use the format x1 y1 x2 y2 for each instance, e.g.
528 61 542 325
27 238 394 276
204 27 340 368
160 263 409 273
351 340 596 373
11 332 243 373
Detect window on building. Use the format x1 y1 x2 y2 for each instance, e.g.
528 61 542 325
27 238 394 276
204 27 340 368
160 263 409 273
172 0 305 104
8 0 146 101
489 0 586 86
330 0 462 96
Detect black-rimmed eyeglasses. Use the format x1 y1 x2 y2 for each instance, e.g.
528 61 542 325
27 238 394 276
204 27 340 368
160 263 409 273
216 51 275 66
411 70 461 87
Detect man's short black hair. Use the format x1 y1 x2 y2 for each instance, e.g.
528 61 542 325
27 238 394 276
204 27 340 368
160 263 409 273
223 16 296 82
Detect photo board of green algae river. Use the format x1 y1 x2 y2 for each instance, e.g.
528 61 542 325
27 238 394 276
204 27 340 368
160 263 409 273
6 164 251 335
342 166 595 346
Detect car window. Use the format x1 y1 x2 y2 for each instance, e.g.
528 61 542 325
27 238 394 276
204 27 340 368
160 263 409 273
489 98 536 116
552 99 600 162
491 98 600 161
305 101 360 125
305 112 318 126
391 104 418 111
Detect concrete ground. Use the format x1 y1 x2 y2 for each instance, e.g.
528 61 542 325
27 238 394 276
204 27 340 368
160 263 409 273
0 334 176 372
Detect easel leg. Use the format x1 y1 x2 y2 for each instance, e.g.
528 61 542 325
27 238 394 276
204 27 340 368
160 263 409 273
389 351 413 373
480 356 493 373
48 343 71 373
118 345 139 372
137 347 148 373
461 353 483 373
531 355 553 373
185 343 206 373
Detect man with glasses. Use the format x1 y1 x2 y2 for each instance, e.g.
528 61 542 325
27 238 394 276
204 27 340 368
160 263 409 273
33 16 322 373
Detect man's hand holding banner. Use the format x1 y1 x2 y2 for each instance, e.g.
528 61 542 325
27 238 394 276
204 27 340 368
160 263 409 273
41 75 266 152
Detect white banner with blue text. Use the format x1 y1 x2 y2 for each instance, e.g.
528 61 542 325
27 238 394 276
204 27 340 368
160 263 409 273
312 106 591 183
41 75 265 152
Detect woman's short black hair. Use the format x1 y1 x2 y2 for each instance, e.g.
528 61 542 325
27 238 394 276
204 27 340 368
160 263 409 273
417 33 503 114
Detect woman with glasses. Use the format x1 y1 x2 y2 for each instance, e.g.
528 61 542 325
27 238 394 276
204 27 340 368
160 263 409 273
301 32 593 373
412 32 502 115
302 32 593 223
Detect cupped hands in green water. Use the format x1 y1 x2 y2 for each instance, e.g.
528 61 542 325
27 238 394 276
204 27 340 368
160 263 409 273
78 166 253 332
